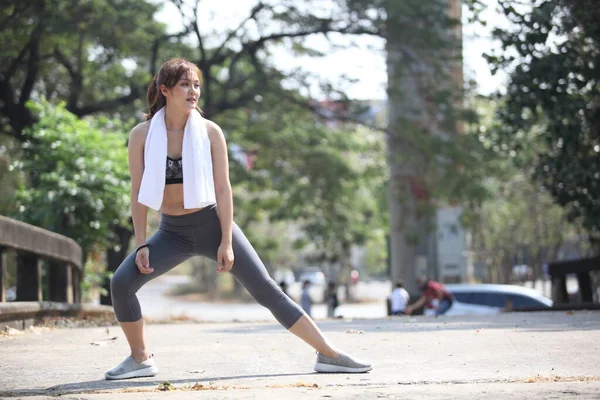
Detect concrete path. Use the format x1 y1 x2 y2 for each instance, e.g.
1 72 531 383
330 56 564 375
1 311 599 399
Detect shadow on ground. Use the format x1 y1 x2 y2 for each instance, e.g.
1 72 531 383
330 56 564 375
0 372 316 398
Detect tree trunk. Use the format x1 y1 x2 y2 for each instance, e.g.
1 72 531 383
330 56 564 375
386 4 423 296
385 0 462 294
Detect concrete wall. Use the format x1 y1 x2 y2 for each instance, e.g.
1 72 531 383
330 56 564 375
436 206 468 282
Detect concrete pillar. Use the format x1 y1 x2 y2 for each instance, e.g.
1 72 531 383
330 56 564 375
72 267 81 304
551 275 568 304
0 247 7 302
16 253 43 301
577 271 593 303
48 261 73 303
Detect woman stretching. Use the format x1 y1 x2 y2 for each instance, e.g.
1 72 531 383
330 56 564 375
105 58 372 380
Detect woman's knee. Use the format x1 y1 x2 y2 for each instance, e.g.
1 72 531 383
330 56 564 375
255 281 303 328
110 258 138 299
110 272 125 297
247 278 283 306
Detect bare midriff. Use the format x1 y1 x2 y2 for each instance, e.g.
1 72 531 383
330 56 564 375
160 184 206 215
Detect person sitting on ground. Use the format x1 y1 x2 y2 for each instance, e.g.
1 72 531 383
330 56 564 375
405 277 454 316
390 280 410 316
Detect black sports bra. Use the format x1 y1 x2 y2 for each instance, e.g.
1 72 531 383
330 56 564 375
166 156 183 184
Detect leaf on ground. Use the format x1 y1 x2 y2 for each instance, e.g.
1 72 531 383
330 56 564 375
157 381 175 391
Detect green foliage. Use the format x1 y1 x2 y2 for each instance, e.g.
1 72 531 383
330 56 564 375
487 0 600 244
362 227 388 276
219 97 388 267
157 381 175 391
463 97 588 282
12 100 130 256
2 0 395 281
469 171 575 282
0 134 23 215
0 0 167 139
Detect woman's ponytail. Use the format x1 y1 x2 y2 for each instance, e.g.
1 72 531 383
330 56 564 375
145 72 165 121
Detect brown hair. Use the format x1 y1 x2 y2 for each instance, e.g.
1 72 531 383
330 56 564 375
145 58 203 120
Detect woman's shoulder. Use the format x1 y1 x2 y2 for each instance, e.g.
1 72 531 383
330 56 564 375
129 120 151 143
203 118 225 140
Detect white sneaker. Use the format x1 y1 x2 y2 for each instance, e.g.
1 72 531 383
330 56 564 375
314 351 372 373
104 355 158 380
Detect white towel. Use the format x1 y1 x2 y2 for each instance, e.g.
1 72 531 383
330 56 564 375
137 107 216 211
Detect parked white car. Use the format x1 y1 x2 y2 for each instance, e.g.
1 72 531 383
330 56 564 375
424 283 553 316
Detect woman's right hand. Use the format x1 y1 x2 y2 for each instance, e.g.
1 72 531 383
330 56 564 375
135 246 154 274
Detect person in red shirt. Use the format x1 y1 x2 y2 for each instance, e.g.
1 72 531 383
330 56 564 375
405 278 454 316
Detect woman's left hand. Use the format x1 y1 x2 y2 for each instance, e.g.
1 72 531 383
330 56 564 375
217 243 234 273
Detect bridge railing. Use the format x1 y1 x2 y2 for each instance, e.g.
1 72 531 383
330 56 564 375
0 215 82 304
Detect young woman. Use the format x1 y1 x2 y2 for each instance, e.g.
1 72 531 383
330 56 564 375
105 58 372 380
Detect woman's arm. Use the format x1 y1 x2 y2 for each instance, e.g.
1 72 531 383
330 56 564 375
207 120 234 272
127 123 153 274
128 123 149 247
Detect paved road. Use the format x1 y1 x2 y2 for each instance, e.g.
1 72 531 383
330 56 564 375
1 311 599 399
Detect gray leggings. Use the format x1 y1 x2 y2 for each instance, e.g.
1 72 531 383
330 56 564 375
110 205 305 328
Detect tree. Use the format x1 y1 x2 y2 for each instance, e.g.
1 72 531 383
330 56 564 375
0 135 21 215
164 0 382 119
462 96 588 285
486 0 600 250
381 0 464 293
0 0 169 140
468 171 575 284
12 100 130 298
221 97 388 281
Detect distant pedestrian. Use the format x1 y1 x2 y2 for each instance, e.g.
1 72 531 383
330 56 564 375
279 280 288 296
390 280 410 316
300 280 312 317
326 281 339 319
349 269 360 300
405 277 454 316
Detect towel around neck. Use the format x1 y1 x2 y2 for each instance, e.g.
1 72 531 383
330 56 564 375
137 107 216 211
